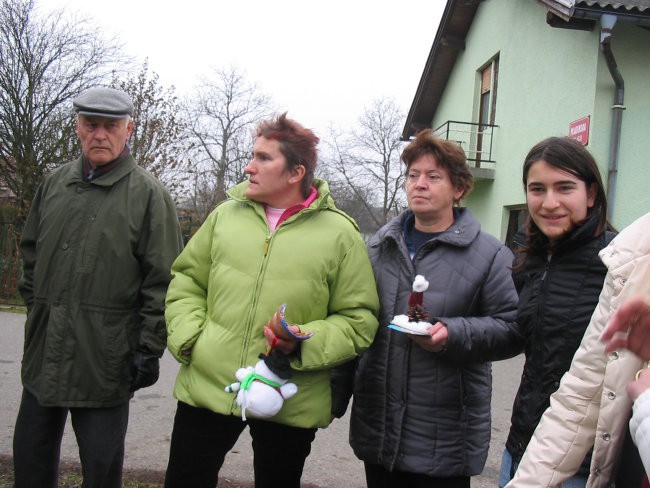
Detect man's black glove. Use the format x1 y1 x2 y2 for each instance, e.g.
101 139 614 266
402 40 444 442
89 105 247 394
131 348 160 392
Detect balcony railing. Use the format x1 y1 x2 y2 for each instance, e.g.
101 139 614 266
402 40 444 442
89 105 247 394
432 121 498 178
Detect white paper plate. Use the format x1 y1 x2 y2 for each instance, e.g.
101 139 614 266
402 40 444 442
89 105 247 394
387 323 430 336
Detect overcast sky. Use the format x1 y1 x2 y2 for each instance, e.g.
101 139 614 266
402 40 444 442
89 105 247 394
38 0 445 137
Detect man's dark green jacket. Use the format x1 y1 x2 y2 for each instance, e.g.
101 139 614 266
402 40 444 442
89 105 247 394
18 155 183 407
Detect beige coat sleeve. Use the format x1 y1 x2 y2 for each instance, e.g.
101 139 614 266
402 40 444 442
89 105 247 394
628 256 650 476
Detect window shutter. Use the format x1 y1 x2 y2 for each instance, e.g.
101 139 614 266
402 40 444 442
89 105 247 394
481 66 491 94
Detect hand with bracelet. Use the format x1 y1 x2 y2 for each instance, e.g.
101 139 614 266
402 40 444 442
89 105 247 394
263 325 300 355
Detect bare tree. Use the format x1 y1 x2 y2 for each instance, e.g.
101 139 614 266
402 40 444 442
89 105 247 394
187 170 220 225
320 173 378 238
185 66 274 214
0 0 125 220
112 61 189 197
322 98 407 231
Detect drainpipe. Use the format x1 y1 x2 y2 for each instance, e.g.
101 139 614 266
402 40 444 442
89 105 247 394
599 14 625 220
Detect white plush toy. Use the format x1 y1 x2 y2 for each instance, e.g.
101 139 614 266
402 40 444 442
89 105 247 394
225 359 298 421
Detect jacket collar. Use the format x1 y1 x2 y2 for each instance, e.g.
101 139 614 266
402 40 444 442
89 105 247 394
64 154 137 187
370 207 480 250
226 178 360 231
600 212 650 272
550 213 601 254
276 186 319 226
227 177 329 207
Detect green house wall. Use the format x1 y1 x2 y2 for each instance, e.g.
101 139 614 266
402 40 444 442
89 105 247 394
429 0 650 240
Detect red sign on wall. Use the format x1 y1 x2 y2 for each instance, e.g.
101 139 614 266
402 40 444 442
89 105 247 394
569 116 590 145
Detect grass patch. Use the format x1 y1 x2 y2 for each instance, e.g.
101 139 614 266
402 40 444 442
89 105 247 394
0 304 25 314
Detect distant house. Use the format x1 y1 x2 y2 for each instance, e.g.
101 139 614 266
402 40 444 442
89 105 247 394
404 0 650 244
0 182 16 206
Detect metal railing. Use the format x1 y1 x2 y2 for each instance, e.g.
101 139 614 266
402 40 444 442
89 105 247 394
432 120 498 168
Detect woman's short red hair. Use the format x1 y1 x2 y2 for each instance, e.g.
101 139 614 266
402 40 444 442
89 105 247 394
256 113 320 197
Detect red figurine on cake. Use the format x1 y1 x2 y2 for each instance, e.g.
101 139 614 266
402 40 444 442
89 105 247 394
388 275 431 335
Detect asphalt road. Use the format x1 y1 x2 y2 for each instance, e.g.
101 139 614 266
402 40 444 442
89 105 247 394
0 311 524 487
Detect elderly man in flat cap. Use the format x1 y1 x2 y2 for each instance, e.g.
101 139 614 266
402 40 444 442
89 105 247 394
12 86 184 488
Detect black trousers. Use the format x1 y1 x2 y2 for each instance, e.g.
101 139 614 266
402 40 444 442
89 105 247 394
13 389 129 488
164 401 317 488
364 462 470 488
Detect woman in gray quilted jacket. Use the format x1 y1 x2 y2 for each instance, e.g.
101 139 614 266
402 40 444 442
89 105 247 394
348 129 522 488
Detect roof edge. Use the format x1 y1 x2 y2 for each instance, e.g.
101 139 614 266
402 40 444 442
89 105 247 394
402 0 484 140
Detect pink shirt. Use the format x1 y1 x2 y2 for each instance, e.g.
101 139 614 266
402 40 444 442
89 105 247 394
264 186 318 232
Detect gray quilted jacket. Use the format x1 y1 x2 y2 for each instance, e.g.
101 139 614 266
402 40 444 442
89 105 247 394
349 208 521 477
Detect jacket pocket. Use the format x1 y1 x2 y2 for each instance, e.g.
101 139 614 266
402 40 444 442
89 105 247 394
73 304 140 399
167 315 207 364
23 299 49 352
21 300 50 387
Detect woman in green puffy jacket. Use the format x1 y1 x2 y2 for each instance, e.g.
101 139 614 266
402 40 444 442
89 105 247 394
163 113 379 488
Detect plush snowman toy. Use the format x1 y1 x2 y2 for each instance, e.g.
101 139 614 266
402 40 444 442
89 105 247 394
225 358 298 421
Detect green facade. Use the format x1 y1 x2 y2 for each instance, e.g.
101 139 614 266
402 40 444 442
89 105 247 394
429 0 650 239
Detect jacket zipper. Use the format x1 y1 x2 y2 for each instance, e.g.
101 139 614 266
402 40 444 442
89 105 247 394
533 255 553 345
239 231 272 366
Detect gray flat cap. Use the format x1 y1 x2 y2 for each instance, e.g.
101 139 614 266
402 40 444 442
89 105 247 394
73 87 134 119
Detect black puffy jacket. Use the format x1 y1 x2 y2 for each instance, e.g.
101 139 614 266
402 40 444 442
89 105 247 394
506 215 615 464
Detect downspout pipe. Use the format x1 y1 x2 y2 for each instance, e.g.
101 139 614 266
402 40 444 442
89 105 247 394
599 14 625 220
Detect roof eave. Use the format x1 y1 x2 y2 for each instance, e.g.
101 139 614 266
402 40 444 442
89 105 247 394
540 0 650 23
401 0 484 140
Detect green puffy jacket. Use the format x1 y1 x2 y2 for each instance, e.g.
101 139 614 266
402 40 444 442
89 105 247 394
166 179 379 428
18 156 183 407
